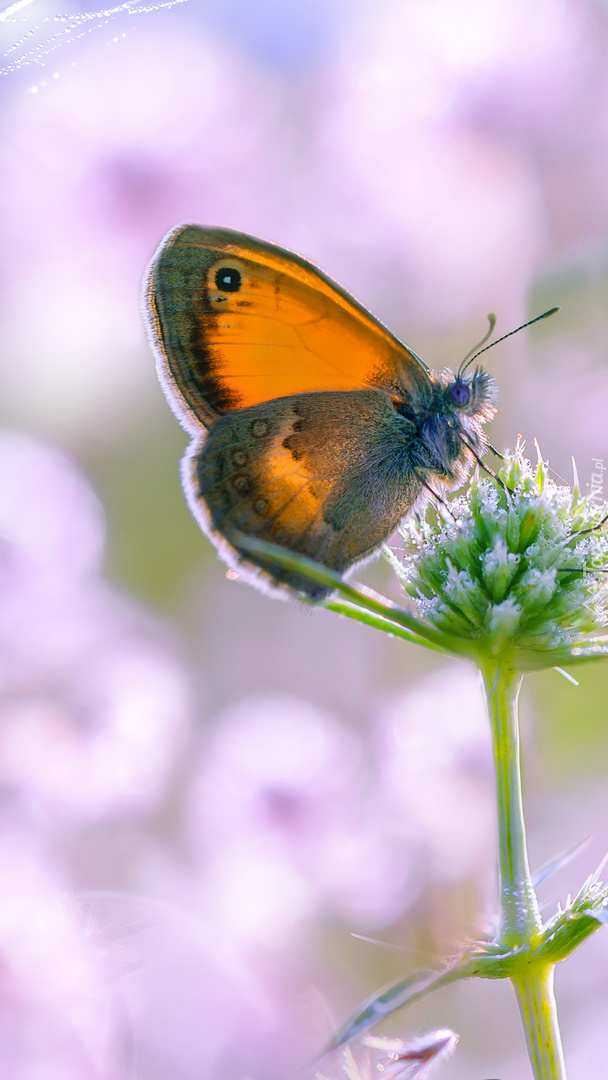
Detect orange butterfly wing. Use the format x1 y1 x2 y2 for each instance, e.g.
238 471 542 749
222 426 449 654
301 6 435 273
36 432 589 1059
191 389 424 598
143 225 431 429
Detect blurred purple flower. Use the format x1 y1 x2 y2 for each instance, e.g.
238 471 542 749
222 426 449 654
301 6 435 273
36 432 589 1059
313 0 574 324
0 431 334 1080
376 667 494 884
0 431 190 824
185 693 413 941
0 26 283 440
74 883 341 1080
0 823 124 1078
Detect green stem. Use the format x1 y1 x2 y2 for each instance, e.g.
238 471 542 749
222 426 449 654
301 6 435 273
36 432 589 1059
513 968 567 1080
482 660 541 944
481 659 567 1080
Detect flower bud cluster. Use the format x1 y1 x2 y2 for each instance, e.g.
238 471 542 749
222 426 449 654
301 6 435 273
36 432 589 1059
401 446 608 663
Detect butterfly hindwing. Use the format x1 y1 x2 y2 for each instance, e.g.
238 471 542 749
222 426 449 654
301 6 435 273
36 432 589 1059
187 390 423 597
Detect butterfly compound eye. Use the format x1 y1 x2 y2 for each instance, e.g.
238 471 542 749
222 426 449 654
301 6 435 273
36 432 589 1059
449 379 470 407
214 266 242 292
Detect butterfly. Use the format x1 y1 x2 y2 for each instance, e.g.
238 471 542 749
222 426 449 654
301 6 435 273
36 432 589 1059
143 225 498 599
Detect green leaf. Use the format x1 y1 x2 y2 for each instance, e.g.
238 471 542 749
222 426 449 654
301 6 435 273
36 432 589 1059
582 902 608 926
323 600 445 652
326 957 489 1052
236 534 461 653
532 838 590 888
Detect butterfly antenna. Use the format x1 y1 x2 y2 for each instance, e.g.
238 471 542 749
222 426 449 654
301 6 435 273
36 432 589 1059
459 307 560 376
458 313 496 375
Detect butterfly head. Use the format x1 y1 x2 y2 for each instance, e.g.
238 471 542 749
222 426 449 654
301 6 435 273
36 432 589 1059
410 366 498 484
445 367 497 421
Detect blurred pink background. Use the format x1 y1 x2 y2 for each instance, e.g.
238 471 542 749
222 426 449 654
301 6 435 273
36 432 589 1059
1 1 608 1077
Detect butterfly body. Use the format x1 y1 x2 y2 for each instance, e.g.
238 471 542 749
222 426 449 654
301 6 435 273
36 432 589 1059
144 226 497 598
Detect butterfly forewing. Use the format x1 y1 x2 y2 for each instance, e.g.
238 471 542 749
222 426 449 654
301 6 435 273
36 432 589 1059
144 225 430 430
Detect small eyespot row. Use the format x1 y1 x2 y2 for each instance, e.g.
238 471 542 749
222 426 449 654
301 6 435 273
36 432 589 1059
232 475 250 492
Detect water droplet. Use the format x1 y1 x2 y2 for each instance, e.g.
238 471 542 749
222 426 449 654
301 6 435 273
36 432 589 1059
0 0 192 77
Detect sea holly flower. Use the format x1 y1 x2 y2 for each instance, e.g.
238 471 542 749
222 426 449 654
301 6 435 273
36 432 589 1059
396 441 608 669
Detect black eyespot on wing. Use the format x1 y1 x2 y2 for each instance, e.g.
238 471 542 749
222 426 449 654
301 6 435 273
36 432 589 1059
215 267 242 292
232 474 251 493
449 379 471 407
